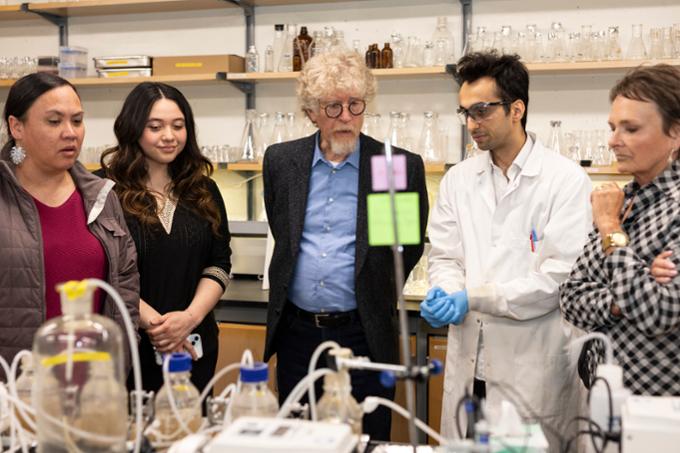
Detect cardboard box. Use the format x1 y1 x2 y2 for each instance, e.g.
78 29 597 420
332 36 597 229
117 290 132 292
152 54 244 75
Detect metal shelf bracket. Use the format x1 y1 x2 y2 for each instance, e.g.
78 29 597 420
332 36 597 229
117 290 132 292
21 3 68 46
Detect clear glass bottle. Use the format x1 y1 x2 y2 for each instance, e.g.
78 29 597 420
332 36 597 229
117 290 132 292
154 353 202 443
606 26 622 61
423 41 435 66
627 24 647 60
32 280 127 453
548 120 563 155
390 33 405 68
272 24 286 72
15 353 35 433
239 109 260 161
404 36 422 67
431 16 455 64
264 45 274 72
246 45 259 73
230 362 278 420
361 113 382 139
278 24 296 72
317 349 362 435
418 111 443 163
311 31 324 57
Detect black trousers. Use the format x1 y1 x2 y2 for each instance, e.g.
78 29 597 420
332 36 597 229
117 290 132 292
275 304 396 441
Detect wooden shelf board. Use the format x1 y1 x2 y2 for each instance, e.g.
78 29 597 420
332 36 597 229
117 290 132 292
251 0 372 5
585 165 628 176
527 59 680 74
227 162 263 172
22 0 235 17
227 66 449 82
225 161 448 173
0 4 26 21
0 73 224 88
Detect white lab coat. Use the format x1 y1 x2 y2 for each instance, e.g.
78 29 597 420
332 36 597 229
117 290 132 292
428 134 592 450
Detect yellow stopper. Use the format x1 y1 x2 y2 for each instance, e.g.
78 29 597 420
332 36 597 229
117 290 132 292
60 280 89 301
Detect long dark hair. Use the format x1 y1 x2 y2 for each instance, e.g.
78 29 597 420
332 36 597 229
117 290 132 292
2 73 80 158
100 82 221 234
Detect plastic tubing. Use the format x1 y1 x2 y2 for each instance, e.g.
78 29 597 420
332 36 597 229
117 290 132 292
277 368 335 419
363 396 449 446
88 278 144 453
9 350 37 432
307 341 341 421
199 363 241 406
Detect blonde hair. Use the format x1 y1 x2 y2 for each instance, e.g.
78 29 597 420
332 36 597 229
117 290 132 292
296 50 377 112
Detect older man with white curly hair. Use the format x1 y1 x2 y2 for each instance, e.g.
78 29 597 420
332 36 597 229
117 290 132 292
261 50 429 440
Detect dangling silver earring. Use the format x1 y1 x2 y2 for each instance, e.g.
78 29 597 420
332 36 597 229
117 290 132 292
9 144 26 165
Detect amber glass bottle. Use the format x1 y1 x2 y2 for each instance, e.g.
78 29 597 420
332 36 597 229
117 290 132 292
293 26 313 71
381 43 393 68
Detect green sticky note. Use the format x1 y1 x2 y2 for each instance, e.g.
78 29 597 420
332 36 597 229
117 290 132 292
367 192 421 246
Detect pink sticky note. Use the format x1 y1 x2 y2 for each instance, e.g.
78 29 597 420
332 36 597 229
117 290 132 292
371 154 407 191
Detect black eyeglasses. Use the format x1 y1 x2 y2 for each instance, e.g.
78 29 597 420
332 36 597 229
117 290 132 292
320 99 367 119
457 100 510 124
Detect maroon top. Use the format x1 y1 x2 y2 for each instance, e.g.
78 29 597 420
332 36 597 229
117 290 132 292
34 189 107 319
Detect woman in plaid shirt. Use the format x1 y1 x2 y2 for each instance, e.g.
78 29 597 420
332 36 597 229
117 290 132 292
560 64 680 396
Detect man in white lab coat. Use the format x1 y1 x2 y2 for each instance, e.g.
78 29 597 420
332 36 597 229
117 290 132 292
424 52 592 451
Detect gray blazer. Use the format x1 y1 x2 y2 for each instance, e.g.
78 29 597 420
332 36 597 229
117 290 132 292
262 133 428 364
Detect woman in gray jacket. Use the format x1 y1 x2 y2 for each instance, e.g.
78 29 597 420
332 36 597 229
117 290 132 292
0 73 140 369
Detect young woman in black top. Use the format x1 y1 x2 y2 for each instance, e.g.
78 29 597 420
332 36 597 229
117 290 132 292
99 82 231 393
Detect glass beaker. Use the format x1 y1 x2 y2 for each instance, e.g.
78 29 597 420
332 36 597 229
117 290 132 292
627 24 647 59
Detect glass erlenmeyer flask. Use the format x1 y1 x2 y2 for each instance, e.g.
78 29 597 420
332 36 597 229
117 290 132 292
548 120 564 155
627 24 647 59
270 112 287 145
239 109 260 161
431 16 455 64
606 26 622 61
387 111 403 147
286 112 298 140
418 111 443 164
257 113 271 160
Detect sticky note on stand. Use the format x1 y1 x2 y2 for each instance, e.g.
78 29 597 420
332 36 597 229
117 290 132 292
371 154 407 191
367 192 420 246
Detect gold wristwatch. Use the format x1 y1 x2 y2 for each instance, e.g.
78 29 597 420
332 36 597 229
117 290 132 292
602 231 629 252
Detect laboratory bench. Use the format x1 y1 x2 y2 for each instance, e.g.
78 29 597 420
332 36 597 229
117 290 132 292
214 277 447 444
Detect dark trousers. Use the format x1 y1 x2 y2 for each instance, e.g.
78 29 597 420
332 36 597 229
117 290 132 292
275 304 395 441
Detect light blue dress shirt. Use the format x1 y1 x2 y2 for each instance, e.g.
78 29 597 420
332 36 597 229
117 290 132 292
288 135 360 313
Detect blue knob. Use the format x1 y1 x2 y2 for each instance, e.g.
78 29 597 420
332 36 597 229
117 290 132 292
380 371 397 388
430 359 443 375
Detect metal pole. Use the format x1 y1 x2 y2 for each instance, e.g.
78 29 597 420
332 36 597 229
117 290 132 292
384 140 418 452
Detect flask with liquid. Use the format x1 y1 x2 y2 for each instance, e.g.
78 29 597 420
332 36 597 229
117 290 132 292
317 349 362 435
32 280 127 453
230 362 278 420
153 353 202 443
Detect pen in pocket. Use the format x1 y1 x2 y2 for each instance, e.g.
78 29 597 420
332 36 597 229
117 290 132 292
529 228 538 252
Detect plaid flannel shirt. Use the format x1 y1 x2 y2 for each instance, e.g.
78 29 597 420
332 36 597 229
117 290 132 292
560 160 680 396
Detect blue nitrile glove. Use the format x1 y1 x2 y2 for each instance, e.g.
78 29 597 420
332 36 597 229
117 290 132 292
421 289 469 327
420 286 450 328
